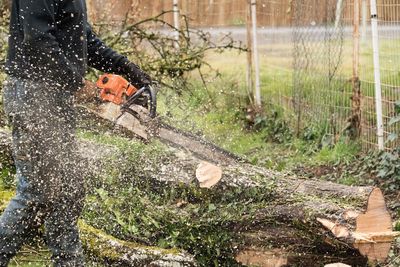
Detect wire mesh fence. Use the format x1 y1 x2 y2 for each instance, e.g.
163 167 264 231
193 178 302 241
87 0 400 151
359 0 400 150
291 0 350 141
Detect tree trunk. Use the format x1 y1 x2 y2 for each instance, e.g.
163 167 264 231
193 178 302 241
0 127 398 265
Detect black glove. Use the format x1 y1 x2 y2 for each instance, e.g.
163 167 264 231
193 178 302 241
122 62 152 89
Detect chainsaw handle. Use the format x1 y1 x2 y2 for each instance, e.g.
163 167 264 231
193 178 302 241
122 85 157 118
147 85 157 118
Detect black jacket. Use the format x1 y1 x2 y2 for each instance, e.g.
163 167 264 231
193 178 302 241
5 0 129 91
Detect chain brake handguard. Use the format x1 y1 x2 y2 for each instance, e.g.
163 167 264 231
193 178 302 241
121 85 157 118
97 74 157 118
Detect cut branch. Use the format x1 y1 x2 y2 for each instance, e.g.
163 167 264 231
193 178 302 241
79 221 196 266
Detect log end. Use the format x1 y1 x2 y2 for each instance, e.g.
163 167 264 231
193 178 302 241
196 161 222 188
318 188 399 263
353 188 398 262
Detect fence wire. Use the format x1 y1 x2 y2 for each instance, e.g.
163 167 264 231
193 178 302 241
89 0 400 151
292 0 350 141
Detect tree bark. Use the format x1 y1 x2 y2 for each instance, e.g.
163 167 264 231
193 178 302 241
79 221 196 266
0 127 397 264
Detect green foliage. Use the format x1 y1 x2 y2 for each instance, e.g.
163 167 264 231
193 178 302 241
9 247 51 267
372 100 400 192
313 142 360 165
386 100 400 142
251 111 292 144
302 121 330 143
81 130 276 266
375 149 400 192
0 7 8 72
0 165 15 190
0 141 15 190
84 177 275 266
85 187 243 266
395 220 400 232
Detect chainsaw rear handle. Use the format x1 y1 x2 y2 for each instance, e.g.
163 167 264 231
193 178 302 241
122 85 157 118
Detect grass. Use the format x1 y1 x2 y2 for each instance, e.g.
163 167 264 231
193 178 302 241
9 247 51 267
158 58 362 173
313 141 360 165
205 37 400 138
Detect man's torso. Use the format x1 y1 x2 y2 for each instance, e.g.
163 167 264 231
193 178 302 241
5 0 89 85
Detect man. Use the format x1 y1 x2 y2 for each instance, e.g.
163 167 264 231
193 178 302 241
0 0 151 265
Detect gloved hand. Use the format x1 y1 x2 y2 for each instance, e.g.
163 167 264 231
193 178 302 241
122 62 152 89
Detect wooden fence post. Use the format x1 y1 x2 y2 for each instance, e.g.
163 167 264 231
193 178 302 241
334 0 344 29
351 0 362 139
246 0 254 106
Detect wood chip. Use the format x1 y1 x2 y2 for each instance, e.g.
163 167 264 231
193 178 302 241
236 248 288 267
317 218 350 238
343 210 360 220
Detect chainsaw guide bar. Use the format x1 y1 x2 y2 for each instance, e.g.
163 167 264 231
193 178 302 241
84 101 242 166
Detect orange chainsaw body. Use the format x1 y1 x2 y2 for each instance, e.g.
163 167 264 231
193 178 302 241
96 74 137 105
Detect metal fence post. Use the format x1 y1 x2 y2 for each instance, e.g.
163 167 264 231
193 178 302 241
250 0 261 108
370 0 384 150
173 0 180 49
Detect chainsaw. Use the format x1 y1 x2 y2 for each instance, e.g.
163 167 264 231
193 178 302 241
78 73 239 164
96 73 157 118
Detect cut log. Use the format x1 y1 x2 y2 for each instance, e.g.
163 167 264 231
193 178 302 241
79 221 196 266
316 188 399 261
0 128 397 264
